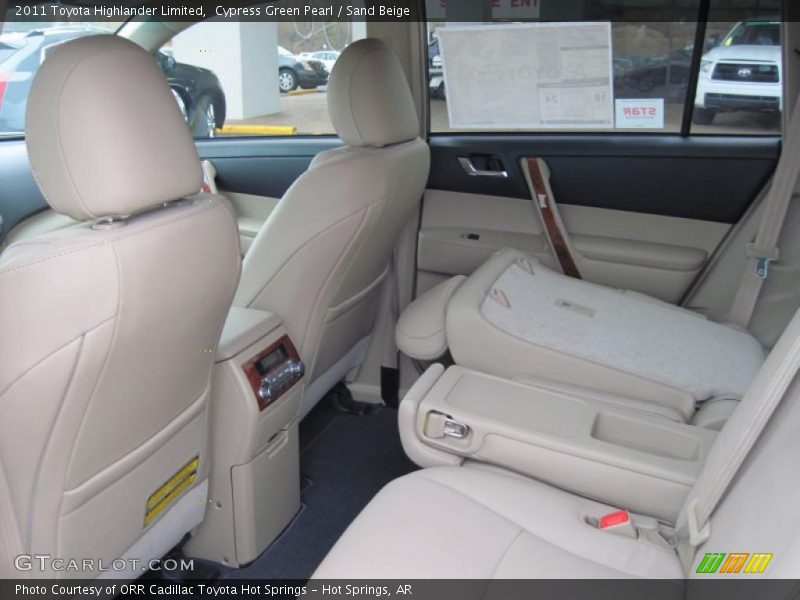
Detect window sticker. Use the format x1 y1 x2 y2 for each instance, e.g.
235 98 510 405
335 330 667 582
425 0 541 20
437 22 614 129
615 98 665 129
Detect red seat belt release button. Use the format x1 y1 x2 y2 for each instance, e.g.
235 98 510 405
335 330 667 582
598 510 637 538
599 510 630 529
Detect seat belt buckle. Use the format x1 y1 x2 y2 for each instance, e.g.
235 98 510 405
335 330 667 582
598 510 637 539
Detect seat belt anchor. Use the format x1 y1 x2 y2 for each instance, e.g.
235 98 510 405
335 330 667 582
755 257 772 280
685 498 711 547
745 244 779 281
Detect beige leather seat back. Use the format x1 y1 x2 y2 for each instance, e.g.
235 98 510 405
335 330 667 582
0 36 240 578
234 38 429 418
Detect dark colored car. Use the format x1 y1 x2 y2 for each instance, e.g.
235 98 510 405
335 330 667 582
278 46 328 93
623 46 693 94
0 28 226 138
156 48 226 137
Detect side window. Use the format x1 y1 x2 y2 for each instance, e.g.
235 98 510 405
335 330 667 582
0 6 362 140
692 20 782 134
0 21 118 138
429 21 695 134
428 2 783 136
165 19 363 138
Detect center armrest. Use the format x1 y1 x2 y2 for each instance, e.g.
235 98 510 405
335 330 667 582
216 306 284 362
400 365 718 523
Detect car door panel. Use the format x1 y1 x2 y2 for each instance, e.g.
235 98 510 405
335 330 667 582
428 135 777 221
419 135 778 303
197 137 341 251
417 189 553 293
0 137 342 251
418 189 731 303
222 191 280 253
196 137 340 196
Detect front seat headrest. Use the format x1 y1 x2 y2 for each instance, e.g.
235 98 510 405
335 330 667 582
328 38 419 148
25 35 202 221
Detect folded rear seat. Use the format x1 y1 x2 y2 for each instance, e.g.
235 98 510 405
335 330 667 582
398 248 766 422
314 310 800 579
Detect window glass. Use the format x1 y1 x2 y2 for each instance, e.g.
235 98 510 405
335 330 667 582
0 22 117 137
429 21 697 134
0 5 365 139
428 1 783 136
691 20 782 135
165 19 365 138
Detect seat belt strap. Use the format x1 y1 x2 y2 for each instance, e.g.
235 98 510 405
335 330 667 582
676 309 800 561
0 458 26 579
200 159 219 194
727 92 800 327
522 158 581 279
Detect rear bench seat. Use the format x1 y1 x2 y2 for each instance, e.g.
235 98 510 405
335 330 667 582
397 248 766 424
313 310 800 579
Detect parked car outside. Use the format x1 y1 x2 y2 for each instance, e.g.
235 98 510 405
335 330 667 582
298 50 340 74
156 48 226 137
278 46 328 93
0 27 226 137
624 46 693 93
694 20 782 125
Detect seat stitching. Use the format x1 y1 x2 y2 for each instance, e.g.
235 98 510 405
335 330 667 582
412 473 677 575
25 333 85 548
0 315 115 399
0 199 219 276
241 201 377 311
60 388 209 509
62 242 123 489
486 529 523 580
414 472 552 533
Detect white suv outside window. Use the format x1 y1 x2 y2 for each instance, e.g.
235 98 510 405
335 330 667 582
694 20 781 125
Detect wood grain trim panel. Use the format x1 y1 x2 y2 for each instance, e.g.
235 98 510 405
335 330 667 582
242 335 300 411
525 157 582 279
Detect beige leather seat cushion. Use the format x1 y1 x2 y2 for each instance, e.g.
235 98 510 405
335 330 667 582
312 465 684 580
447 249 765 419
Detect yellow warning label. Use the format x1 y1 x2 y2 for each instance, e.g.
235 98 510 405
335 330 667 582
144 456 199 526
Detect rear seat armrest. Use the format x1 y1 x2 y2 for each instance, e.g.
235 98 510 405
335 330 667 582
396 275 466 360
399 363 463 468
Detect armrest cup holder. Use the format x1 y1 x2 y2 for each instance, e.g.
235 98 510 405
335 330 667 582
400 365 719 523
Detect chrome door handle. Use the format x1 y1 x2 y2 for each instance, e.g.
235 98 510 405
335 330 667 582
458 157 508 178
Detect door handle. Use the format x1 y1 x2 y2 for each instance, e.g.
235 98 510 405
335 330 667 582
458 157 508 178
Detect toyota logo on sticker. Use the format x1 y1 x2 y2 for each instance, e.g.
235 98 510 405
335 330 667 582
738 67 753 78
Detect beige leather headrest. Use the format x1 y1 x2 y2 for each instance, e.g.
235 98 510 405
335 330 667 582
328 38 419 148
25 35 202 221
